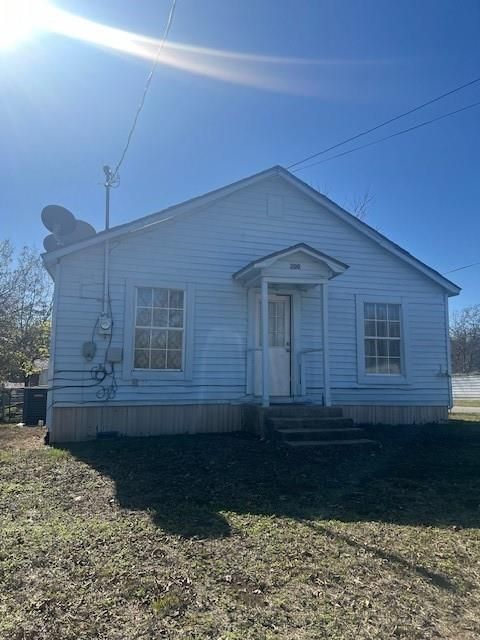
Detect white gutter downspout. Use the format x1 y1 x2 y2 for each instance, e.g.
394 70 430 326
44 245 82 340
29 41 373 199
322 283 331 406
444 293 453 409
102 172 111 317
261 277 270 407
46 258 60 436
103 238 110 316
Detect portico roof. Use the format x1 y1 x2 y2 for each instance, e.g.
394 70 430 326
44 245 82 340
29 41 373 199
232 243 349 287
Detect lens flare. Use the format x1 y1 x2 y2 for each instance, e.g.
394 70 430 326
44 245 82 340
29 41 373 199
0 2 388 95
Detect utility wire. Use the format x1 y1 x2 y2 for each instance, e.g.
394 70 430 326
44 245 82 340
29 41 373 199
111 0 177 182
290 99 480 171
444 261 480 275
287 75 480 171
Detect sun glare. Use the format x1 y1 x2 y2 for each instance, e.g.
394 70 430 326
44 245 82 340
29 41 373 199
0 0 50 50
0 1 368 95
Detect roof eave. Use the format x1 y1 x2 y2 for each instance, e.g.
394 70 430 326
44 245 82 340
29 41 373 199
275 168 461 296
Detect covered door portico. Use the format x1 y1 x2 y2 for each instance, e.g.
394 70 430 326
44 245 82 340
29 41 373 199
233 243 348 407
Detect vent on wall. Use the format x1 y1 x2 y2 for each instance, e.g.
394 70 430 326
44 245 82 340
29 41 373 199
267 194 284 219
41 204 96 252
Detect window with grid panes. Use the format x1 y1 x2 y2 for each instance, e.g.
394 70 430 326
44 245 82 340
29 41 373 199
364 302 402 374
134 287 184 370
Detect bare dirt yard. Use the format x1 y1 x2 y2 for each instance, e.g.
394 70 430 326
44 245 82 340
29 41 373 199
1 416 480 640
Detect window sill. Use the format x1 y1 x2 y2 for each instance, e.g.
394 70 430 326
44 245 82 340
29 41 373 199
127 369 189 382
357 372 409 385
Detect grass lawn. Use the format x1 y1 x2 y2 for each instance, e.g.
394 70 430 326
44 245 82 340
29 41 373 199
1 418 480 640
453 399 480 407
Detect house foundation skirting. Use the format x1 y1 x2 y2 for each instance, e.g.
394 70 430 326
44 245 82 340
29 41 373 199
340 405 448 425
49 403 448 443
49 404 243 443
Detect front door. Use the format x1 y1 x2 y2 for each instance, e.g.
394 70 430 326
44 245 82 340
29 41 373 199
255 294 291 397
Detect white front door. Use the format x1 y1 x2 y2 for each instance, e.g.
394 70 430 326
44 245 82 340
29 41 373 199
255 294 291 397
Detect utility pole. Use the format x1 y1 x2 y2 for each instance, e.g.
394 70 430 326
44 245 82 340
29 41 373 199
99 166 117 330
103 165 115 230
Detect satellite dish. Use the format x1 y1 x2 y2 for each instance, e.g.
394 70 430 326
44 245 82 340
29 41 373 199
41 205 76 235
61 220 96 246
43 234 62 252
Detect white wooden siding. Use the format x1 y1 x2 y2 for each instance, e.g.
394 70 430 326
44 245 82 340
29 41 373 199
51 175 451 408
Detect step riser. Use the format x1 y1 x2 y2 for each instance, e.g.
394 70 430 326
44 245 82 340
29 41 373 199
264 407 343 418
287 438 376 448
267 418 354 430
276 428 364 442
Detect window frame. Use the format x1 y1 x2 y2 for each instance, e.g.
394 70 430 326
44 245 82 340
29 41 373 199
123 278 194 382
356 294 410 385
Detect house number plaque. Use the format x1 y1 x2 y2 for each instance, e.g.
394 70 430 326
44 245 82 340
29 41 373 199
290 263 301 270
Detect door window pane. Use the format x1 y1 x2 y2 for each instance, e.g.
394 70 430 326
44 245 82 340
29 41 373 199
259 299 289 347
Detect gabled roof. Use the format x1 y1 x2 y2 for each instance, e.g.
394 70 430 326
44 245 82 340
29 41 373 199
233 242 349 284
42 165 460 295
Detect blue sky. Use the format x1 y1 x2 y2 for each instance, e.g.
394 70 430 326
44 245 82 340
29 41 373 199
1 0 479 312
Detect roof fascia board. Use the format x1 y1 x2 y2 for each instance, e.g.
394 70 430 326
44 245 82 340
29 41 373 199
277 169 460 296
256 246 346 273
42 166 282 263
41 164 460 296
233 243 348 281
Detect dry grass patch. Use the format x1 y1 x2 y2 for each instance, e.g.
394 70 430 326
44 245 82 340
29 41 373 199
453 399 480 408
1 420 480 639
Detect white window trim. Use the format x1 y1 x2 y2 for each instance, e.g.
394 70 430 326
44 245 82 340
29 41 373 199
356 294 410 385
123 278 195 382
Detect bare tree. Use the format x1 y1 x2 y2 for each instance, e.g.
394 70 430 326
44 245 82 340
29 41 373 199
314 184 374 221
0 241 52 383
450 304 480 374
349 190 374 221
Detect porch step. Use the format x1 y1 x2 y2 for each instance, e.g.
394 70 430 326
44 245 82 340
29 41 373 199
276 427 364 441
267 416 354 430
251 404 378 448
264 406 343 418
287 438 377 448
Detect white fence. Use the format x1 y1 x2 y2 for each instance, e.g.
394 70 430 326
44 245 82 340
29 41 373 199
452 375 480 399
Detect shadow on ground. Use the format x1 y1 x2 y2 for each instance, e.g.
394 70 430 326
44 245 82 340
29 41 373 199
61 418 480 541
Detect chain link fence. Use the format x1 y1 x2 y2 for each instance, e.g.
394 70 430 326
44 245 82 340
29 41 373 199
0 386 24 423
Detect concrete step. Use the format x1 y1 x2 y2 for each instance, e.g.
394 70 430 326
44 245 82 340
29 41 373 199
286 438 377 448
267 416 354 430
264 406 343 418
276 427 364 441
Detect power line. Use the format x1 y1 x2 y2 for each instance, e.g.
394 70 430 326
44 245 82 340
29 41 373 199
290 99 480 171
111 0 177 182
444 261 480 275
287 75 480 171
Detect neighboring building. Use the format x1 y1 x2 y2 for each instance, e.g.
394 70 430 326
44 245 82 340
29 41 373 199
31 359 49 387
452 375 480 401
42 166 460 442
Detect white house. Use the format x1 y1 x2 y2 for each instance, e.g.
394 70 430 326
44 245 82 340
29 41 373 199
42 166 460 442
